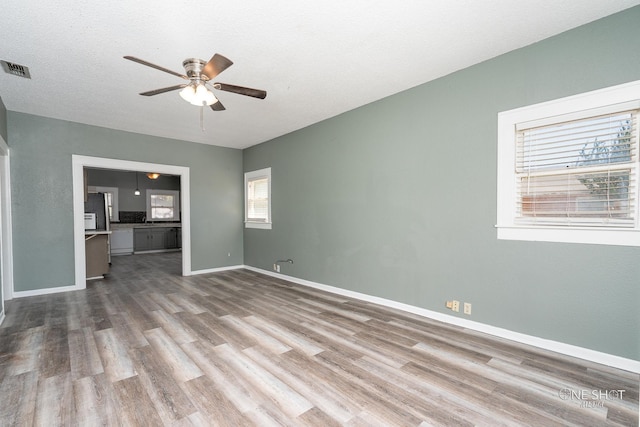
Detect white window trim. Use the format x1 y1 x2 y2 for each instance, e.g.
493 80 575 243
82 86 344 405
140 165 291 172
497 80 640 246
146 189 180 221
245 167 272 229
88 186 119 222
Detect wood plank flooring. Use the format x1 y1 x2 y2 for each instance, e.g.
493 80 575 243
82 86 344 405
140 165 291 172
1 253 638 426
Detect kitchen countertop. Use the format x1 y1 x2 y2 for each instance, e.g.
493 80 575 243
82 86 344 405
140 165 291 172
84 230 112 235
111 223 182 230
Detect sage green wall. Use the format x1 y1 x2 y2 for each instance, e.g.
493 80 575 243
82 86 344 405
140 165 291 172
243 7 640 360
9 112 243 291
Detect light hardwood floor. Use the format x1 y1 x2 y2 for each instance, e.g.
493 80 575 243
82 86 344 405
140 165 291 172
0 253 638 426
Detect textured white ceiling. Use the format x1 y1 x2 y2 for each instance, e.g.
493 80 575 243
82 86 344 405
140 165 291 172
1 1 638 149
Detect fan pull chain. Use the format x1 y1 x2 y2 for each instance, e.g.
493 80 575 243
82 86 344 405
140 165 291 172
200 103 205 131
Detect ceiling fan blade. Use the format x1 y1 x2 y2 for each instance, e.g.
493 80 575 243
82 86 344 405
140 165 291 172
123 56 188 79
201 54 234 80
213 83 267 99
139 84 186 96
210 100 226 111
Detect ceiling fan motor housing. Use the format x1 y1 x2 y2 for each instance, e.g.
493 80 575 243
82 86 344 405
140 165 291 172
183 58 208 81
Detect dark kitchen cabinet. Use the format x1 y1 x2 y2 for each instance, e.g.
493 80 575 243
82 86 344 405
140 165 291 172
166 228 179 249
134 227 182 252
134 227 168 251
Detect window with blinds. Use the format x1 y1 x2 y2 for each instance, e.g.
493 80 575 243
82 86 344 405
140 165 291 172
515 109 638 227
89 186 119 222
245 167 272 229
247 177 269 221
150 194 176 219
497 80 640 246
145 189 180 221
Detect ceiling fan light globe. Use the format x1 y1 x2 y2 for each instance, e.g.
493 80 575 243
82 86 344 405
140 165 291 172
189 84 216 106
204 91 217 106
179 85 196 103
195 84 208 98
189 85 206 106
189 98 207 106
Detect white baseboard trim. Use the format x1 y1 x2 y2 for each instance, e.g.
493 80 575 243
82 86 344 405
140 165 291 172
242 266 640 373
190 264 246 276
13 284 81 299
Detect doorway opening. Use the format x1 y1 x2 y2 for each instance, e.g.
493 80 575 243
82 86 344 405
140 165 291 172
0 134 13 311
72 155 191 290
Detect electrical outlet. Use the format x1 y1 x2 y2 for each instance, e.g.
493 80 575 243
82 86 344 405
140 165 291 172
463 302 472 315
276 264 280 273
273 263 278 271
452 300 460 312
445 301 453 309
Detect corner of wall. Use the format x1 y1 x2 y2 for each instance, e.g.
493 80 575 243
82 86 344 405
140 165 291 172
0 95 8 144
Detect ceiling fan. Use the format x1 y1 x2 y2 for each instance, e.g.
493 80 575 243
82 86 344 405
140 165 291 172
123 54 267 112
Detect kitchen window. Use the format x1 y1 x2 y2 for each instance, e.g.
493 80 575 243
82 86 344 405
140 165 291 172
497 80 640 246
89 186 119 222
245 167 271 229
146 189 180 221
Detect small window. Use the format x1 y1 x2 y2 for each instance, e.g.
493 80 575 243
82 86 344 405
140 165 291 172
89 186 119 222
497 80 640 246
146 189 180 221
245 167 271 229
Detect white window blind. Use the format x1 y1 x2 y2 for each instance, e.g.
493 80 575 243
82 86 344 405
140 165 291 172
146 189 180 221
89 186 119 222
515 109 638 227
244 167 272 229
247 176 269 222
104 192 114 220
150 194 175 219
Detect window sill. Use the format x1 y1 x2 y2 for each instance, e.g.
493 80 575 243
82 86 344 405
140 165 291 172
245 221 272 230
496 225 640 247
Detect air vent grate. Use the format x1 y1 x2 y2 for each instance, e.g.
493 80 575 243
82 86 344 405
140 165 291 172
1 60 31 79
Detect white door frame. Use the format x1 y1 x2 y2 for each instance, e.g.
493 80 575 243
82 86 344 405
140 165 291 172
72 155 191 289
0 134 14 308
